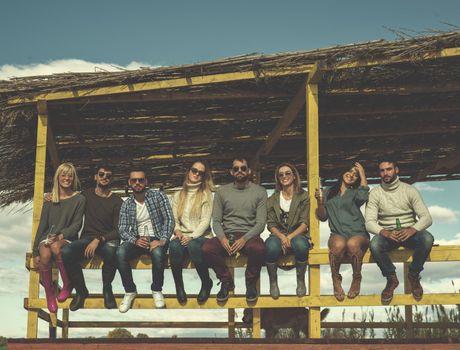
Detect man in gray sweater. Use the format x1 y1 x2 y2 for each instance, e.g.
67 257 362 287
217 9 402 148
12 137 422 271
202 157 267 302
365 159 434 303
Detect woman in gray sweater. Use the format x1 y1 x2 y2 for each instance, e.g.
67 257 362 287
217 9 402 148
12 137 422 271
32 163 85 313
265 163 310 298
315 162 369 301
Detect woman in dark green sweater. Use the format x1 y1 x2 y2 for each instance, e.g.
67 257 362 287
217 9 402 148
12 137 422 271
32 163 85 313
265 163 310 298
315 162 369 301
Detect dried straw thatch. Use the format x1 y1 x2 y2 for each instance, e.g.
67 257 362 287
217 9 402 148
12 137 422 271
1 31 460 207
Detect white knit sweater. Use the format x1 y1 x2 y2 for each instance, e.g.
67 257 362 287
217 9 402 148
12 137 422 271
171 183 213 238
365 177 432 235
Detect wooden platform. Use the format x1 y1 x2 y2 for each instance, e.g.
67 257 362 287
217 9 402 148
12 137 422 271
8 338 460 350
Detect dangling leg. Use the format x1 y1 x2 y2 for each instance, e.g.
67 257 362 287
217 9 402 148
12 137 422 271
328 234 346 301
346 235 369 299
38 244 57 313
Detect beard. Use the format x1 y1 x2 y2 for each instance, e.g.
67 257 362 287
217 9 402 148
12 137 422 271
233 173 249 183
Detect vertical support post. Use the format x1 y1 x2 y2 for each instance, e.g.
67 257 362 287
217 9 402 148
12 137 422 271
252 280 261 338
27 100 49 338
404 263 414 338
228 267 235 338
306 68 321 339
62 309 69 338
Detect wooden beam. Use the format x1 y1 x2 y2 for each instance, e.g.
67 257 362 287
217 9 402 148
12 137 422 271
27 100 49 339
49 89 291 105
8 64 314 105
25 292 460 309
322 106 460 118
306 77 321 339
252 83 306 168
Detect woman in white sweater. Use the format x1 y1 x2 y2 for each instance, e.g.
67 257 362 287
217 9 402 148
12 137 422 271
170 160 214 304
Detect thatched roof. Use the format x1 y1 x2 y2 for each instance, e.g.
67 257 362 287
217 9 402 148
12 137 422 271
1 31 460 207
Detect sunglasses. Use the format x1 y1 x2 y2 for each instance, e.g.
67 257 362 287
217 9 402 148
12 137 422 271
232 166 248 172
278 171 293 178
98 171 112 179
190 167 205 177
129 177 146 184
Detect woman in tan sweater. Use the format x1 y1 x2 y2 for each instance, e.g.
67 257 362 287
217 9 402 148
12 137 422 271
170 160 214 304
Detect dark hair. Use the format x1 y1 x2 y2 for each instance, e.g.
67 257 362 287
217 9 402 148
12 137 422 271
129 167 147 177
378 158 398 168
327 164 362 200
232 156 250 169
94 164 112 174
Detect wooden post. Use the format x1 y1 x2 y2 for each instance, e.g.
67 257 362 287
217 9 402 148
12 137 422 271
228 267 235 338
306 67 322 339
62 308 69 338
404 263 414 338
27 100 49 338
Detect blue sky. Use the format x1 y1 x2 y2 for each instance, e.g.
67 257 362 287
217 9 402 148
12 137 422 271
0 0 459 339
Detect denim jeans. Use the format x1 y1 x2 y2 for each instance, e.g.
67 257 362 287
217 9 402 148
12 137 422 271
116 239 168 292
265 234 310 263
169 236 208 269
370 229 434 277
61 237 119 293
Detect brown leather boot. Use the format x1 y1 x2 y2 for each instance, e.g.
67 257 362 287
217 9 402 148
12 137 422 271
381 273 399 303
329 252 345 301
408 273 423 301
347 254 363 299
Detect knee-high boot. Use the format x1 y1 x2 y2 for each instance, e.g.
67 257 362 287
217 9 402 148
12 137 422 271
39 266 58 313
56 256 72 302
266 262 280 299
329 252 345 301
196 265 213 303
348 253 363 299
295 261 307 296
172 266 187 304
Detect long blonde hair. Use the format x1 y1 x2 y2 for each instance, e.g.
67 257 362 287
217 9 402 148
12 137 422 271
51 163 80 203
176 161 214 222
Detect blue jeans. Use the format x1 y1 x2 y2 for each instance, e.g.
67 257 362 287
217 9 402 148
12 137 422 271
116 239 168 292
61 238 119 292
370 229 434 277
169 237 208 269
265 235 310 263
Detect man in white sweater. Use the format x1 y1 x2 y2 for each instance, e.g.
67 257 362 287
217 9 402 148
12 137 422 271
365 160 434 303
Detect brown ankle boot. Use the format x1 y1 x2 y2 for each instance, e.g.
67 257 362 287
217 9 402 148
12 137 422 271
329 252 345 301
408 273 423 301
381 273 399 303
347 254 363 299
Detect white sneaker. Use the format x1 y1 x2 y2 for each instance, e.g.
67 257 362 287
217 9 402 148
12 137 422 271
152 291 165 308
119 292 137 313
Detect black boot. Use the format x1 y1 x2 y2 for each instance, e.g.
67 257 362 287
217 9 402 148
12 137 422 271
103 285 117 309
216 280 235 302
69 289 89 311
69 268 88 311
172 266 187 304
245 279 258 303
196 265 213 304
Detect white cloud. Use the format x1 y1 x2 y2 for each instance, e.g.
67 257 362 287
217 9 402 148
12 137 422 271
414 183 445 192
435 233 460 245
0 59 157 80
428 205 458 223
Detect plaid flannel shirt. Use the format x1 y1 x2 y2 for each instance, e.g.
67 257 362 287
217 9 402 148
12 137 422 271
118 189 175 244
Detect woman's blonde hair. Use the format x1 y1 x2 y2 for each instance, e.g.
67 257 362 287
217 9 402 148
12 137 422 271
275 162 301 193
176 160 214 223
51 163 80 203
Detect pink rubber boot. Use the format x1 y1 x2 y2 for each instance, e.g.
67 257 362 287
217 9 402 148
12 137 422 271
56 256 72 302
40 268 58 313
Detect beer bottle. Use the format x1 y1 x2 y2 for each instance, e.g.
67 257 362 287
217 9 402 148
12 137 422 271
396 218 402 230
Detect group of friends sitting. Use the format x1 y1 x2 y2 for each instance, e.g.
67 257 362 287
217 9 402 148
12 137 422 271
32 156 434 314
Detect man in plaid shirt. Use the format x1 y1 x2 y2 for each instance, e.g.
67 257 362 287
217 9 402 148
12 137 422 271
117 168 174 313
